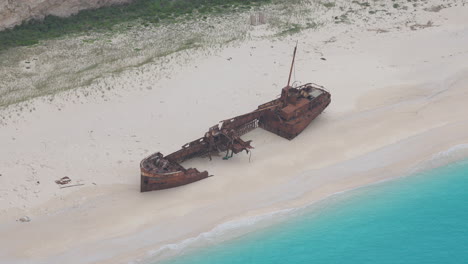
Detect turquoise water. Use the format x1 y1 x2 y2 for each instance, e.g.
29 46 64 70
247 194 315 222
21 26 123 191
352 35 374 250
161 160 468 264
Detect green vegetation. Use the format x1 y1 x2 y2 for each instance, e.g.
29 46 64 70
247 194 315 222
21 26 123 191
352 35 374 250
0 0 270 52
321 2 335 8
334 12 349 24
275 21 318 37
352 1 370 7
276 23 302 36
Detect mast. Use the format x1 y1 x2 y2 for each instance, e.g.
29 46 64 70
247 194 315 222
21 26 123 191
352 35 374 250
286 41 298 88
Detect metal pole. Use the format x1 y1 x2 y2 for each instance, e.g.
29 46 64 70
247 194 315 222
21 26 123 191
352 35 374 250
287 41 298 87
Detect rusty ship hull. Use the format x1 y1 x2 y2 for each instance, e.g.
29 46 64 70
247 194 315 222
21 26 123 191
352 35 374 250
141 160 209 192
260 89 331 140
140 83 331 192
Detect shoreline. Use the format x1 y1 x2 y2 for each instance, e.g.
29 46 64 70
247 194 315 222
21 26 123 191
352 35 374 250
147 144 468 264
1 2 468 264
154 155 468 264
144 124 468 264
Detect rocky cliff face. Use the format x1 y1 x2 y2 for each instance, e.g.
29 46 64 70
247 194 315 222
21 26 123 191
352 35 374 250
0 0 133 30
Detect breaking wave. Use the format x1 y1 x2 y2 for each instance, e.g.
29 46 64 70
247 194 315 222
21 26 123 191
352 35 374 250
137 207 297 263
411 143 468 173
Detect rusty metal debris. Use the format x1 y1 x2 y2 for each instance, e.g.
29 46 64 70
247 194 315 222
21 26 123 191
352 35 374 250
140 45 332 192
18 216 31 222
55 176 71 185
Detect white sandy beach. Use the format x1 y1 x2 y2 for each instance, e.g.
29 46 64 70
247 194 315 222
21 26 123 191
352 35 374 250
1 1 468 263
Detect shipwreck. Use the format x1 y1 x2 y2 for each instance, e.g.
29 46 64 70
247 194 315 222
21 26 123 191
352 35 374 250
140 45 331 192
